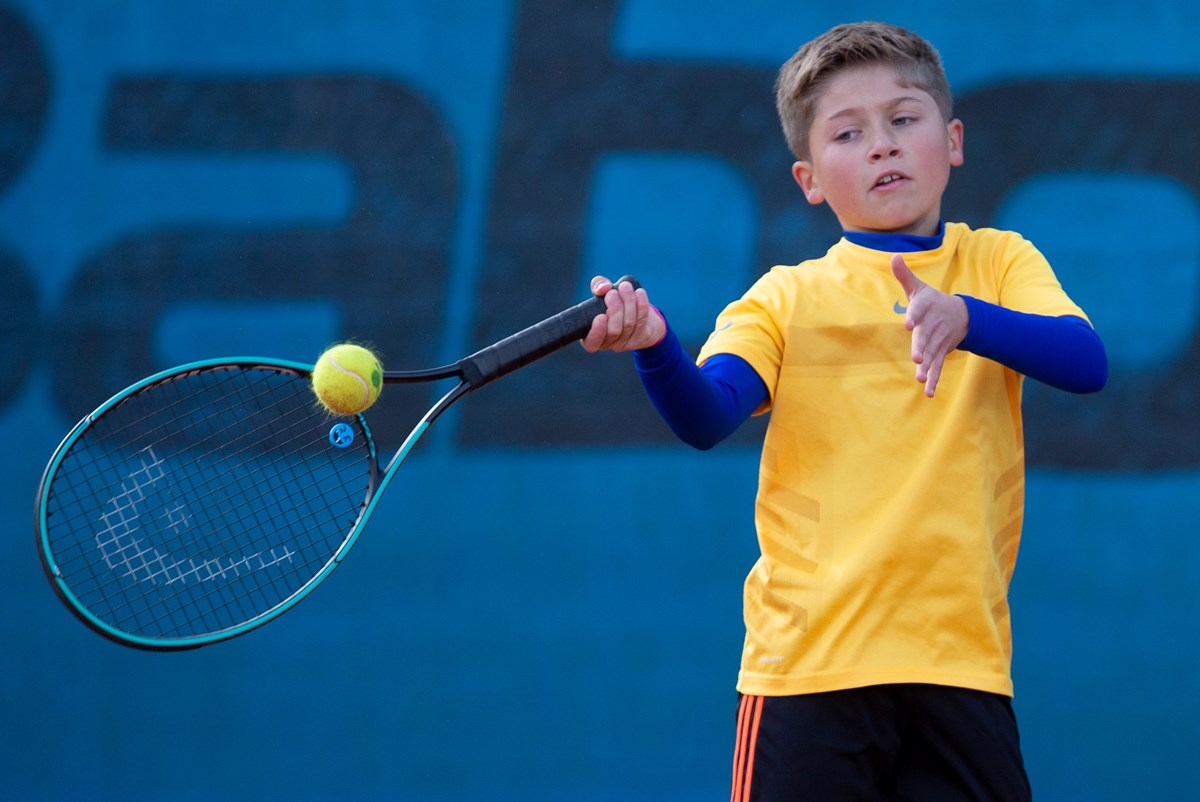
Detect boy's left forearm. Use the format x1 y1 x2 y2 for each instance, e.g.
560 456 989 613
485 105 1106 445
956 295 1108 393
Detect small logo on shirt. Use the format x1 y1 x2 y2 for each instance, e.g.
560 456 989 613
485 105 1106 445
893 300 908 314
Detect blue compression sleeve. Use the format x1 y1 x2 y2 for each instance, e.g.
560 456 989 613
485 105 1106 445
632 323 767 450
957 296 1108 393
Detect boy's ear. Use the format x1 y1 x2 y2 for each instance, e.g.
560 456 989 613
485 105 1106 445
792 161 824 206
948 119 964 167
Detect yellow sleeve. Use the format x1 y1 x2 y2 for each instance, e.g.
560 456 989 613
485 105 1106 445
696 266 795 413
994 231 1090 322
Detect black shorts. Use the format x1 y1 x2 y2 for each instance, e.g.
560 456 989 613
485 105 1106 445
731 685 1031 801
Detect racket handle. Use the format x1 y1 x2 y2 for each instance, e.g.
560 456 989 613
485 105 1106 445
458 275 640 387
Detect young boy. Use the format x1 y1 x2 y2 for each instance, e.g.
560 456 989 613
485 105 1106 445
582 21 1107 801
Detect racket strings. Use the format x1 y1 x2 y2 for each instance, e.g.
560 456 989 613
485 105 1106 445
134 383 359 615
43 366 376 642
103 433 366 636
53 371 316 555
85 428 332 625
59 451 343 624
59 371 305 536
54 378 352 634
100 367 316 465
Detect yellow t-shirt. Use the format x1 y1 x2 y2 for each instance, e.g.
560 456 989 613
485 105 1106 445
698 222 1087 698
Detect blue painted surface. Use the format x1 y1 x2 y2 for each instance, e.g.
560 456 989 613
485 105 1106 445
3 1 1197 799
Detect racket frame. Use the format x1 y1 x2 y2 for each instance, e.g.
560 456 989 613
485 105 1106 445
35 358 384 649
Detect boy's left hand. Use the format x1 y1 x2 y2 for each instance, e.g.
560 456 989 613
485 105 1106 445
891 253 969 398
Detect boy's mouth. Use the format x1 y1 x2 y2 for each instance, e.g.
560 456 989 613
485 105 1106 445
872 172 908 189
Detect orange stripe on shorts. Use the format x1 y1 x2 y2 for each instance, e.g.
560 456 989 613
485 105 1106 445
731 695 764 802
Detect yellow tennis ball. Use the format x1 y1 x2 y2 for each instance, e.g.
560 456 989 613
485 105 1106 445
312 344 383 415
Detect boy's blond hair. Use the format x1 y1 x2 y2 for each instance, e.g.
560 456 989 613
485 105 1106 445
775 22 953 160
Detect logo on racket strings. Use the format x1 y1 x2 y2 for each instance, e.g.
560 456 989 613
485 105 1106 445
95 447 295 586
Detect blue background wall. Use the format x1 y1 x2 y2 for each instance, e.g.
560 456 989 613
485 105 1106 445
2 1 1197 799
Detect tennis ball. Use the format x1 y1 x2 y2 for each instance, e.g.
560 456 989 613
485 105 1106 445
312 343 383 416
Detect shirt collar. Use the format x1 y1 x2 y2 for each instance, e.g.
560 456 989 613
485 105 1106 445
842 220 945 253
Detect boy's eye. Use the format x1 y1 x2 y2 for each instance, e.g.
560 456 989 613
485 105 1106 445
892 115 917 127
833 129 858 142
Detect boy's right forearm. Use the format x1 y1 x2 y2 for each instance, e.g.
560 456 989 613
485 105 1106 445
633 320 764 450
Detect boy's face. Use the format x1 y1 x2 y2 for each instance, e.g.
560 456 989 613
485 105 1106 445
792 64 963 237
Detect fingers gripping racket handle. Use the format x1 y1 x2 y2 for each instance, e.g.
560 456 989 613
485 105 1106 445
457 275 640 388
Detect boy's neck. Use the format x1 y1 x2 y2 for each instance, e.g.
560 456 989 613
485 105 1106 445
843 220 945 253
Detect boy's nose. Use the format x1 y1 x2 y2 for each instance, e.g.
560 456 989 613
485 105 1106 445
868 133 901 161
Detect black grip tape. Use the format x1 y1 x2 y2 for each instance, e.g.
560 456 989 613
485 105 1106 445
457 275 640 388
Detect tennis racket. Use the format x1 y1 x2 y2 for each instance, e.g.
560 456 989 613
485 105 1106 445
36 277 636 650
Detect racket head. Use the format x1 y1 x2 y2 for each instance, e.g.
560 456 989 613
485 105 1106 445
35 358 380 650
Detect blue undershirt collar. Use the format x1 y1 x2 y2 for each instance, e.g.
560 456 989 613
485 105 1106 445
843 220 945 253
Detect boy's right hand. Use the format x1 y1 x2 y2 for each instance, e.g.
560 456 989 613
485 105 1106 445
581 275 666 353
